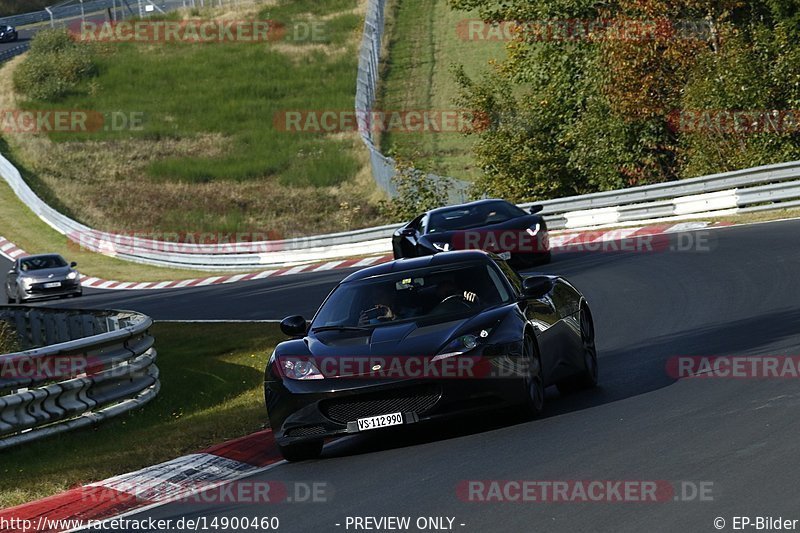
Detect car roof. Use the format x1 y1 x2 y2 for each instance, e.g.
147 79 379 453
341 250 496 283
426 198 512 217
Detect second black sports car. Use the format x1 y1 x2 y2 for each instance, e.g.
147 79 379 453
0 25 18 43
264 250 597 461
392 199 550 269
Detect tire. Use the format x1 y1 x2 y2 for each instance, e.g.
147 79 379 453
6 288 16 304
277 439 323 462
557 305 598 394
521 335 545 418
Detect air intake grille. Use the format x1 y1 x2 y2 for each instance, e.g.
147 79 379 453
320 387 441 423
286 425 327 437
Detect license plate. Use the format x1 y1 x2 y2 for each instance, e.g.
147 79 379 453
356 412 403 431
498 251 511 260
43 282 61 288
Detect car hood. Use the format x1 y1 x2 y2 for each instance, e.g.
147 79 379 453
20 267 72 281
295 307 508 377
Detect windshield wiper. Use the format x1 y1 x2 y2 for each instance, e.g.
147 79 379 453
311 325 372 333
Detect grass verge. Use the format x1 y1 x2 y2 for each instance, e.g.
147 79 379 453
2 0 385 239
0 162 228 282
377 0 504 180
0 322 282 509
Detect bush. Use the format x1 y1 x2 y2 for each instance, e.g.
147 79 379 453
380 159 454 221
449 0 800 198
13 29 96 102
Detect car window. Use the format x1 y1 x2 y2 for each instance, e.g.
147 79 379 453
20 256 67 271
427 201 525 233
312 262 509 329
494 259 523 295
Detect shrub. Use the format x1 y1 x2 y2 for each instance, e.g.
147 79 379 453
380 159 454 221
13 29 96 101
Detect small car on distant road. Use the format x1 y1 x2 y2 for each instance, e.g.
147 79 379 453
4 254 82 303
0 25 18 43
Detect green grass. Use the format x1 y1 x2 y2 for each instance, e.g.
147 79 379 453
0 142 234 282
0 322 283 509
36 12 361 186
1 0 386 239
377 0 505 180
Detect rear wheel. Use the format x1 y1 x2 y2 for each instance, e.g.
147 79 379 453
521 335 544 417
557 306 598 394
277 439 323 462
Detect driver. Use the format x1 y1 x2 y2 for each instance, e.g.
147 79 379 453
358 283 397 325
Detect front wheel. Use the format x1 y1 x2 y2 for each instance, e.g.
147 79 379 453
557 306 598 394
277 439 323 462
521 335 544 418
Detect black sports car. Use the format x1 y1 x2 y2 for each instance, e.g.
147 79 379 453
0 25 18 43
392 199 550 269
264 250 597 461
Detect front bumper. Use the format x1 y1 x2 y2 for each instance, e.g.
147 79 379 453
20 280 82 301
265 373 526 445
0 32 17 42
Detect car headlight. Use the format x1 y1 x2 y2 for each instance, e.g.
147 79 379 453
280 357 324 380
67 271 79 280
20 277 33 289
526 223 541 237
432 328 491 361
432 242 450 251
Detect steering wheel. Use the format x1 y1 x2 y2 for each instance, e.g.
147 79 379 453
439 294 478 311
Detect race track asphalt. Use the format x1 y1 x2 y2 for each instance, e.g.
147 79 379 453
3 219 800 532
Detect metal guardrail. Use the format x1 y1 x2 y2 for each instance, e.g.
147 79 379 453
2 0 800 269
2 147 800 268
0 306 158 450
522 160 800 230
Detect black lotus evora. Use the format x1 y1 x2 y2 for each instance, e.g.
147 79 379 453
264 250 598 461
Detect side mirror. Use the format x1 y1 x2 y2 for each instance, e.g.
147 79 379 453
522 275 553 298
400 227 416 237
280 315 308 337
528 205 543 215
70 261 77 268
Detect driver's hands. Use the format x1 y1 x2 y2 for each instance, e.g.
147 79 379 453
358 305 394 325
463 291 477 303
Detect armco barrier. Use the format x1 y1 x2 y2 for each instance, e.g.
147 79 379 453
1 1 800 269
1 145 800 269
0 306 158 449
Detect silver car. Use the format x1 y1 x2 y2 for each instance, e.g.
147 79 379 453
4 254 82 304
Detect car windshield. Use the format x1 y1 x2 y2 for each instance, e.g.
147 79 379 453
427 201 526 233
20 255 67 271
312 262 512 329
